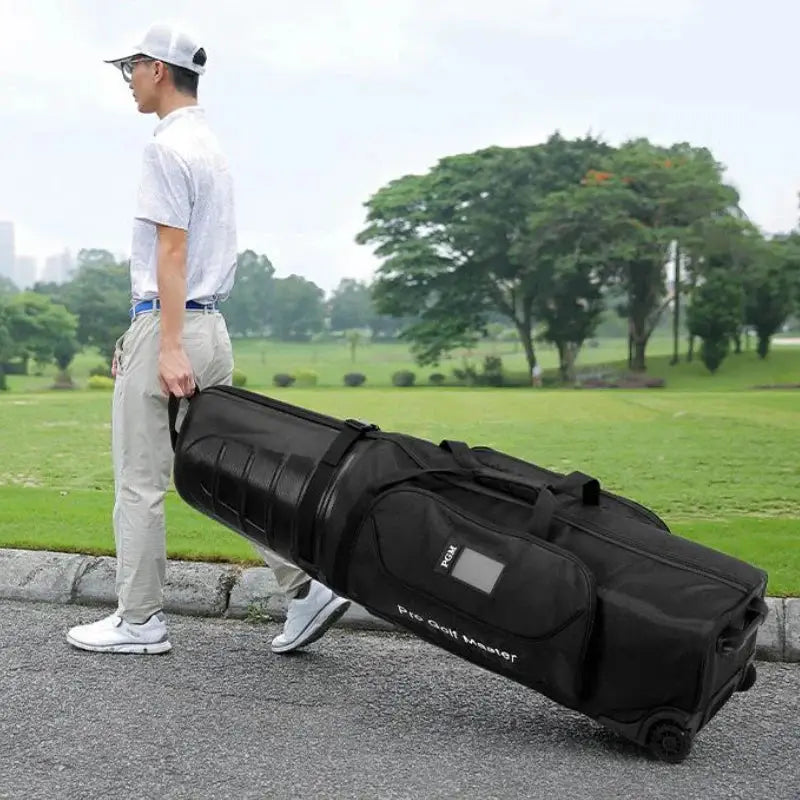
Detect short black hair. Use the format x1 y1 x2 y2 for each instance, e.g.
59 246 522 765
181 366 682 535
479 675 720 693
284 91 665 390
167 47 206 97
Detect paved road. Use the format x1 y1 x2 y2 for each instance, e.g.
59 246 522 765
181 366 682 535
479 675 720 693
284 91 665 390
1 600 798 800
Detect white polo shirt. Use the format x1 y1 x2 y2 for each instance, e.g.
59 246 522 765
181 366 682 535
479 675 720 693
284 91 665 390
129 106 237 304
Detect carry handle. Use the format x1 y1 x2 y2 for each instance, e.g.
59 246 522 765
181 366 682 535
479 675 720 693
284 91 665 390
476 466 600 507
362 465 559 540
167 394 182 452
168 386 200 452
716 597 769 655
440 441 600 507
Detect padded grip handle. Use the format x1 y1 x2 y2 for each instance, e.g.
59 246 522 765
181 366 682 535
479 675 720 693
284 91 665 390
168 389 199 452
471 464 600 507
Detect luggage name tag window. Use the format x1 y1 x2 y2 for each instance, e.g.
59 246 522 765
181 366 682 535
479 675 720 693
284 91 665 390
435 542 505 595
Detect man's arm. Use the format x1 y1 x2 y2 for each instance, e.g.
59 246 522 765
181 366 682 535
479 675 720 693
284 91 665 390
156 223 194 398
134 142 195 398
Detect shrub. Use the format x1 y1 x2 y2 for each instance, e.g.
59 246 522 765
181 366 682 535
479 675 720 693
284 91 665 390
232 368 247 387
273 373 295 388
483 355 503 373
576 372 666 389
89 363 111 378
344 372 366 387
428 373 446 386
480 355 504 386
392 370 416 387
294 370 318 388
617 374 666 389
88 375 115 391
2 360 27 376
452 365 478 385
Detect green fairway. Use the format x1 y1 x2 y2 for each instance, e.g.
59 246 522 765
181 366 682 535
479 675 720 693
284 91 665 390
1 377 798 595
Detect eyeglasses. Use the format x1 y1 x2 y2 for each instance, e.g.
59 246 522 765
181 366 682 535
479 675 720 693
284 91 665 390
120 56 154 83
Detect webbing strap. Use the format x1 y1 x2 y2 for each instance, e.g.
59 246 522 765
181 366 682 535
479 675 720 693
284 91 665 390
294 419 377 566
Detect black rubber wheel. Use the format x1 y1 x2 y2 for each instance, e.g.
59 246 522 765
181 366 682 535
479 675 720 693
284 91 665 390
738 663 757 692
647 721 693 764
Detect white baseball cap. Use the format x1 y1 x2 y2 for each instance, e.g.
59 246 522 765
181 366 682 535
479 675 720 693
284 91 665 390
105 22 206 75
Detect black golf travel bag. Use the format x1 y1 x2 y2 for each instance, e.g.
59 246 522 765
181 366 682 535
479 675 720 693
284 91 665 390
168 385 769 763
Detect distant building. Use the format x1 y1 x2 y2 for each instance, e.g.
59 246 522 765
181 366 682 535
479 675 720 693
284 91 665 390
41 249 74 285
0 221 15 284
14 256 38 289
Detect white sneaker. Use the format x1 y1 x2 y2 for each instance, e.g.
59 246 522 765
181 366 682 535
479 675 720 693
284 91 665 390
271 580 351 654
66 612 172 654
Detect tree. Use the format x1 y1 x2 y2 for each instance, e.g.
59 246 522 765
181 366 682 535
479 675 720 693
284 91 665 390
224 250 275 337
789 233 800 318
329 278 373 332
0 299 12 390
670 241 682 365
345 329 362 362
52 337 80 387
269 275 325 340
74 247 118 270
744 237 797 358
0 275 18 298
368 307 414 340
787 234 800 319
484 322 506 354
61 250 130 365
4 292 79 374
682 212 762 359
54 338 79 371
687 269 744 373
582 140 740 371
32 279 66 297
357 133 611 374
515 179 636 381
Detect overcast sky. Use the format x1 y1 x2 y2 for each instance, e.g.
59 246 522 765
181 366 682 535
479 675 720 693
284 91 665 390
0 0 797 292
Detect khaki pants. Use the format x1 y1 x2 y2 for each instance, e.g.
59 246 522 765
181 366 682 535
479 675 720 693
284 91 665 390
112 310 310 623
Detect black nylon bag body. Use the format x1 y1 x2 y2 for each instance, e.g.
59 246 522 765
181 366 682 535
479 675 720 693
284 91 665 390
170 385 769 762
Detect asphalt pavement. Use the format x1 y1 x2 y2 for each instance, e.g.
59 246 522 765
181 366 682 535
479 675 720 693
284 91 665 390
1 600 798 800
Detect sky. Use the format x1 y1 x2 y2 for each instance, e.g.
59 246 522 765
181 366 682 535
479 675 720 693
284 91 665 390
0 0 797 293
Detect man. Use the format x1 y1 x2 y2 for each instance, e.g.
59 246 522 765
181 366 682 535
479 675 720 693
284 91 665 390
67 22 349 655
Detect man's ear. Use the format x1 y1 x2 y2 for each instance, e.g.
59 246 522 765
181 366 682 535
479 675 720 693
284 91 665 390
153 61 167 85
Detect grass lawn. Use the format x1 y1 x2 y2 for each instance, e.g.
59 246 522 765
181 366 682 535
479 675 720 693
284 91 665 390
1 377 798 595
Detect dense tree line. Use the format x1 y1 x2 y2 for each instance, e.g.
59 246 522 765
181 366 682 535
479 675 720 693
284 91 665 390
2 131 798 389
356 133 800 378
0 248 401 387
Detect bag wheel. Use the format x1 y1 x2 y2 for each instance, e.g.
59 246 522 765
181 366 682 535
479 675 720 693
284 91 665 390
646 721 693 764
737 663 757 692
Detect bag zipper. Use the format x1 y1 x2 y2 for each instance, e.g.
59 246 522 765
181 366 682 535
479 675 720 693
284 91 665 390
558 513 751 594
408 468 751 595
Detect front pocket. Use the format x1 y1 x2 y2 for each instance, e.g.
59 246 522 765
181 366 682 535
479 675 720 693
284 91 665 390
345 487 596 703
